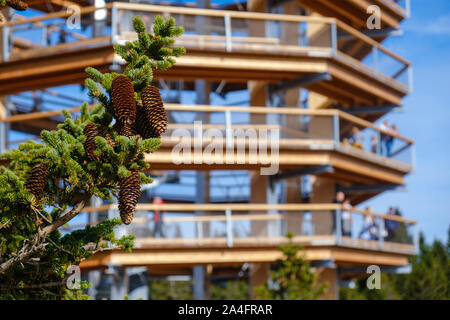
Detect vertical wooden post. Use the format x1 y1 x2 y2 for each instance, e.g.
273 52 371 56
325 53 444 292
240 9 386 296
316 267 339 300
1 7 10 62
247 0 270 299
192 0 211 300
281 1 305 236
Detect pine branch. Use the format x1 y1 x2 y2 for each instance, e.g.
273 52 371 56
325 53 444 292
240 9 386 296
0 15 185 298
0 195 91 275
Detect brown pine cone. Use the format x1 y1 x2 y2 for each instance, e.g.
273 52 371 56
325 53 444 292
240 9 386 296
118 122 137 138
26 163 49 199
104 132 115 147
140 85 168 137
6 0 28 11
83 122 101 162
134 103 160 139
111 75 136 126
118 172 141 225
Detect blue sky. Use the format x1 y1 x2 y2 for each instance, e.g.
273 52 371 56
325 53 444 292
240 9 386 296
9 0 450 243
364 0 450 243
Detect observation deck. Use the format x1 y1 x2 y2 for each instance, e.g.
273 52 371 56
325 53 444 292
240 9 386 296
77 203 417 271
0 3 411 118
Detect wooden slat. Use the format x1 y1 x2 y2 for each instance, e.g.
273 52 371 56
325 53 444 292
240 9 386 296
82 202 342 213
78 202 416 224
134 235 335 246
9 36 111 61
79 243 412 269
121 32 281 44
112 2 336 24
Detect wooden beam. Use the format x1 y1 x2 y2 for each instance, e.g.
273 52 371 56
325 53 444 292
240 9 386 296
79 243 411 269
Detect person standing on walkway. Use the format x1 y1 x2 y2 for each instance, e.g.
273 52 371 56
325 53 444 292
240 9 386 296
153 196 166 238
332 191 345 234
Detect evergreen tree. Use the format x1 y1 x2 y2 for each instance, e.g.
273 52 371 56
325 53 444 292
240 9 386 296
254 233 327 300
149 279 193 300
393 232 449 299
0 15 185 299
210 280 250 300
339 273 401 300
339 229 449 300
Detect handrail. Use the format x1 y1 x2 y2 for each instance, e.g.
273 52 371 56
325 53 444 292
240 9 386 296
80 203 416 224
0 104 415 145
335 20 410 66
83 202 341 213
3 4 113 27
112 2 336 24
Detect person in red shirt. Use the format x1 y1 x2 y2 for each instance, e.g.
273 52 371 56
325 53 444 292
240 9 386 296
153 197 166 238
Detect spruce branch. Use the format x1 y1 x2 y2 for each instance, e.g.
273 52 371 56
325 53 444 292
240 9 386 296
0 15 185 299
0 195 89 275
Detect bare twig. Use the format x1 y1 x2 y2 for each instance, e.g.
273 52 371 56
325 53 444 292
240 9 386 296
0 219 10 230
0 280 67 290
32 206 52 224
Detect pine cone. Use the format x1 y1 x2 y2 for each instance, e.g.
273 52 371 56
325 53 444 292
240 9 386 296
134 103 160 139
111 75 136 126
120 122 137 138
140 85 168 138
26 163 49 199
83 122 101 162
118 172 141 225
104 132 115 147
6 0 28 10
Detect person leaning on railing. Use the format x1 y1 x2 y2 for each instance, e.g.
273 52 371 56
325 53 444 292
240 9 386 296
371 134 378 154
359 207 378 241
387 124 399 157
345 126 364 149
379 120 399 157
384 207 399 242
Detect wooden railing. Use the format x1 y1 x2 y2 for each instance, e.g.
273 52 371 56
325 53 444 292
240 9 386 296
1 3 411 88
0 104 415 169
67 202 418 254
